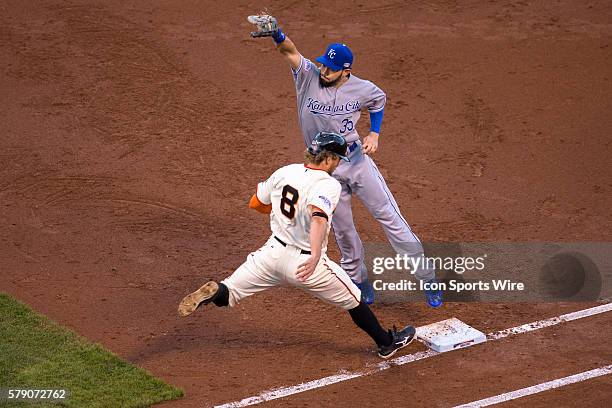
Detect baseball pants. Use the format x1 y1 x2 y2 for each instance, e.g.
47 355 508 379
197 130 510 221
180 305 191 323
222 236 361 310
331 141 436 283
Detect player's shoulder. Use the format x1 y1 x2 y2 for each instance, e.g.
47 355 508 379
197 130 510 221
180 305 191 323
273 163 303 177
349 74 383 92
312 170 341 192
328 175 342 192
302 56 317 72
349 73 371 86
293 55 319 76
309 174 341 213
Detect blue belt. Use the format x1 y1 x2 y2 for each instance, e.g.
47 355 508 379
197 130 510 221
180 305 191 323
348 142 359 153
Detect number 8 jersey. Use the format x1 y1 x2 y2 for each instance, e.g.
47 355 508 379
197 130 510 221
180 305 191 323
256 163 342 253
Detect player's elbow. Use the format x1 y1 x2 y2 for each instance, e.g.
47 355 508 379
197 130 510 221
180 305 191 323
248 194 272 214
311 215 328 228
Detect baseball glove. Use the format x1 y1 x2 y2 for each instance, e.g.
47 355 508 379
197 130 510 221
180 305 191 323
247 13 279 38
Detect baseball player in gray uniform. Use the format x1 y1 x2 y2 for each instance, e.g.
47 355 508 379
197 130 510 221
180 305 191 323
248 14 442 307
178 132 416 358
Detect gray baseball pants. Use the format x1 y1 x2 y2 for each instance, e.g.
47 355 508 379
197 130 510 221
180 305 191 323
331 141 435 283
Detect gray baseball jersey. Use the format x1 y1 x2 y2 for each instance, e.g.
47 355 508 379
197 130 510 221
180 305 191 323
289 54 435 287
292 55 386 146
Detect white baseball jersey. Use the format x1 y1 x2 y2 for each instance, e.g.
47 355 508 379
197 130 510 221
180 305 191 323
256 163 341 253
220 163 361 310
292 55 386 146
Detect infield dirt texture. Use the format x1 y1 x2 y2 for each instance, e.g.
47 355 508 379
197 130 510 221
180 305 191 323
1 1 610 407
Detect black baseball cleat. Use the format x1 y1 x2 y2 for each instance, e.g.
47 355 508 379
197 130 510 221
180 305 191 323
178 281 219 317
378 325 416 359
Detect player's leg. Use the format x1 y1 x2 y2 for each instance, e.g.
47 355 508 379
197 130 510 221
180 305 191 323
293 255 415 358
178 237 283 315
330 181 374 303
352 154 442 307
349 302 416 359
331 182 364 281
221 237 288 307
354 154 435 279
290 253 362 308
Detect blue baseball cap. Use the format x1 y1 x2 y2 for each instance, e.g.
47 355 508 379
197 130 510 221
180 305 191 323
315 43 353 72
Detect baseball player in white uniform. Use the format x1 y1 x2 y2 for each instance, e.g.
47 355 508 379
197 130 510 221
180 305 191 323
178 132 415 358
247 14 442 307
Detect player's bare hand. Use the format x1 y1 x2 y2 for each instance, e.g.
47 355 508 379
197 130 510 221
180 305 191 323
296 255 320 282
362 132 379 154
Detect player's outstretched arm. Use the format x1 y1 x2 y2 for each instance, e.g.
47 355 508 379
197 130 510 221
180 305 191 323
247 13 301 70
296 205 327 282
276 36 301 71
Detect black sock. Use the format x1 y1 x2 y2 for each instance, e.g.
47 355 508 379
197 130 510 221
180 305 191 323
348 302 393 347
212 282 229 307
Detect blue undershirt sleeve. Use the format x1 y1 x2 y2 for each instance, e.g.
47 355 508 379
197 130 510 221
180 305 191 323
369 109 384 133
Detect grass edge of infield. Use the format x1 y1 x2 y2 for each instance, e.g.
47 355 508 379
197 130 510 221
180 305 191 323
0 292 184 407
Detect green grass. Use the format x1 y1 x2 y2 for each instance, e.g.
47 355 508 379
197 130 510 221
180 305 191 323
0 293 183 407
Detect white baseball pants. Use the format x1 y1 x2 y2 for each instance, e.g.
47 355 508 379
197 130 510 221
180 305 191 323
222 236 361 310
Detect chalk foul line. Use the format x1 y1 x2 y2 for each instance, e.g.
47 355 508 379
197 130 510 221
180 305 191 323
452 364 612 407
214 303 612 408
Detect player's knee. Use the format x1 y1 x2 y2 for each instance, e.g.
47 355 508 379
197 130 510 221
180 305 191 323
333 225 359 242
340 297 360 311
370 205 394 221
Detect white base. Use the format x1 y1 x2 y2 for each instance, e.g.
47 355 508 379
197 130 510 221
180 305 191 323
417 318 487 353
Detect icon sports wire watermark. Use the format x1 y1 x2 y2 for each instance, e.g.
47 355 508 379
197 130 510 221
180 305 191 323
362 242 610 303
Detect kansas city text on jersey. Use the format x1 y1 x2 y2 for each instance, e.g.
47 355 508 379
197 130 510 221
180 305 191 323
307 97 361 115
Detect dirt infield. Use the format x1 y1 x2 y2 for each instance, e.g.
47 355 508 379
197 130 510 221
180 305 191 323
1 1 610 407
